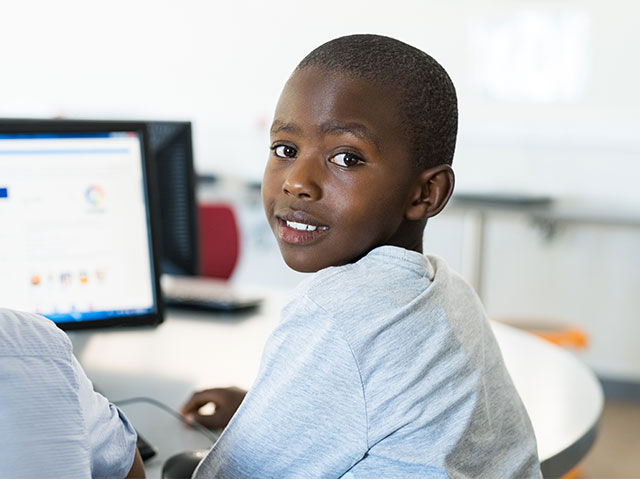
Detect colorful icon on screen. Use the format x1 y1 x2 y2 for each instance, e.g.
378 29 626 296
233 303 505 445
95 270 106 283
85 185 106 207
60 272 72 286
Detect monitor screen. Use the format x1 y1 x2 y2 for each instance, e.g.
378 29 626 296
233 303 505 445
0 121 163 329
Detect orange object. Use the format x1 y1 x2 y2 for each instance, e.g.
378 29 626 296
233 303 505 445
198 203 240 280
494 318 588 350
561 465 583 478
530 328 588 349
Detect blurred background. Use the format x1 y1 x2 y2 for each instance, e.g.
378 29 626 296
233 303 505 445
1 0 638 476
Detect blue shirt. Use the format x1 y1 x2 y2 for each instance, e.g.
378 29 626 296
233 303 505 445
195 246 541 478
0 308 137 478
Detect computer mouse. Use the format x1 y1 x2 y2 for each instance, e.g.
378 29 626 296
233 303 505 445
161 449 209 479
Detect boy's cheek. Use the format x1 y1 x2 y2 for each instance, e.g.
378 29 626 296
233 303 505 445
261 171 280 208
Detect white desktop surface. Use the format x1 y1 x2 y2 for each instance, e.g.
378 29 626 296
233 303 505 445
71 292 603 478
491 322 603 467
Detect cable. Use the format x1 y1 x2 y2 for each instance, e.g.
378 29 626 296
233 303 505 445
113 396 219 443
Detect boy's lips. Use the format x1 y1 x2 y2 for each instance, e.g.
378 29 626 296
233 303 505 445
275 211 329 245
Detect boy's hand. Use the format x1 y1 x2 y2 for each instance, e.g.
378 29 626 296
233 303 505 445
180 387 247 430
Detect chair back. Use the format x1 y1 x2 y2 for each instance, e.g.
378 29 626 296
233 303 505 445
198 203 240 279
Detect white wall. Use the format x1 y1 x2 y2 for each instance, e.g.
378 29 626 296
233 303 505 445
2 0 640 381
2 0 640 204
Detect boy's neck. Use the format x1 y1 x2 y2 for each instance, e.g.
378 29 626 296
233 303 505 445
383 219 426 254
387 236 423 254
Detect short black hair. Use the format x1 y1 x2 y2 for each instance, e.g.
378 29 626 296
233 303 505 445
296 34 458 170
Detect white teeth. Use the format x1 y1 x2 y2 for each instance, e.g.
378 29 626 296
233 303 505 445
286 220 317 231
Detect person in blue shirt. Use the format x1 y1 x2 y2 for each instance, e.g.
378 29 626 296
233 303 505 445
182 34 541 478
0 308 145 478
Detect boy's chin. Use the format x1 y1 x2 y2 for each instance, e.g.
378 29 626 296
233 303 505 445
282 256 324 273
280 249 360 273
280 249 336 273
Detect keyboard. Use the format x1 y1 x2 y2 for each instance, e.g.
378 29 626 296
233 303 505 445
94 385 158 462
161 275 263 312
136 431 157 461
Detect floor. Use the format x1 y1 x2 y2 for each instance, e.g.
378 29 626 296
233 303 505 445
578 399 640 478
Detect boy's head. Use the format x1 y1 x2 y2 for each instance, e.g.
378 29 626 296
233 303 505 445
262 34 457 273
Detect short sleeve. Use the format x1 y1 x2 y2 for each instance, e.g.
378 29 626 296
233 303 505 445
0 353 92 478
0 309 135 478
73 355 138 478
195 295 368 478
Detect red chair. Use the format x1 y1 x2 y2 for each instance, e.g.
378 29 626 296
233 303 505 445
198 203 240 280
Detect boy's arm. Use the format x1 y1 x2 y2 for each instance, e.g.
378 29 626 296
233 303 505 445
126 448 146 478
73 355 145 479
181 387 247 430
194 302 368 478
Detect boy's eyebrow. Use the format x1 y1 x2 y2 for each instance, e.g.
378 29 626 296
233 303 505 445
271 120 380 150
319 121 380 150
271 120 302 135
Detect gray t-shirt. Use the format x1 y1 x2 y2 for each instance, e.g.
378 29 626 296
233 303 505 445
195 246 541 478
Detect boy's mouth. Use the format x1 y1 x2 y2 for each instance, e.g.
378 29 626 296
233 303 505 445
276 212 329 245
284 220 323 232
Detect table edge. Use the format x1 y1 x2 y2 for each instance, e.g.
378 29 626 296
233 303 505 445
540 420 599 478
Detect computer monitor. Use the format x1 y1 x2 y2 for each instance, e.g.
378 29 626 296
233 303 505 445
146 121 199 276
40 119 201 277
0 119 163 330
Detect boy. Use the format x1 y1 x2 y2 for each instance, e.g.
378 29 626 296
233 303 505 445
0 308 145 478
183 34 541 478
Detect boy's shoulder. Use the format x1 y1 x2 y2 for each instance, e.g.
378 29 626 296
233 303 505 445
289 246 463 322
307 243 430 276
296 245 452 300
0 308 72 359
286 246 482 341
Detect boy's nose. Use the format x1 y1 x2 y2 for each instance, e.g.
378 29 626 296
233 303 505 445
282 157 322 200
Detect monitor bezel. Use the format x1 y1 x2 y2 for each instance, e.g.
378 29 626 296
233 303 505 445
0 118 165 330
146 120 200 276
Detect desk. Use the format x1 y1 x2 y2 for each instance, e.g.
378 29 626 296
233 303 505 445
71 294 285 478
491 322 603 478
71 293 603 479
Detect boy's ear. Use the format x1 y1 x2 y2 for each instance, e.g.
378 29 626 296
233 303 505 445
405 164 455 220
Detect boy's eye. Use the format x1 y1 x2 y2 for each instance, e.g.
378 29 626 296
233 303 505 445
272 145 297 158
329 152 363 167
